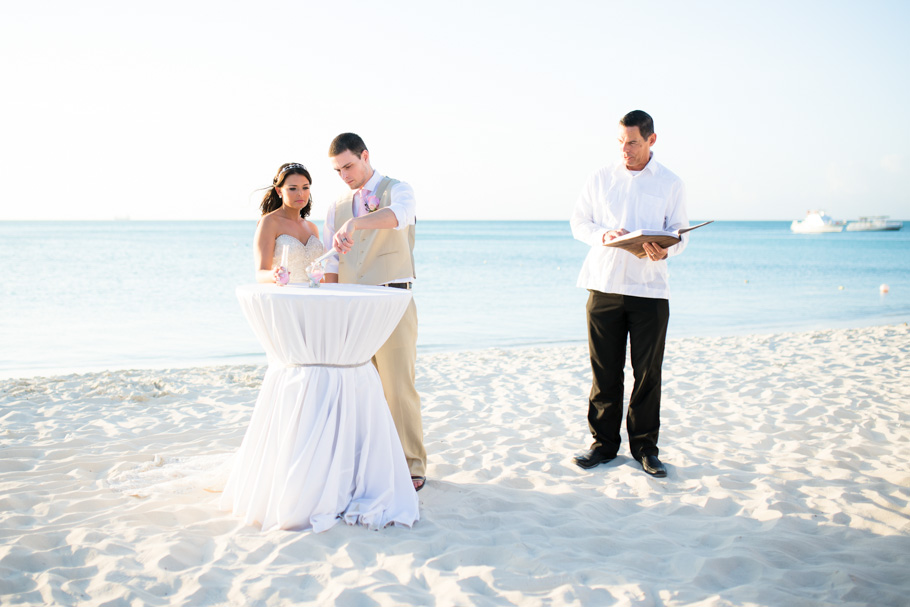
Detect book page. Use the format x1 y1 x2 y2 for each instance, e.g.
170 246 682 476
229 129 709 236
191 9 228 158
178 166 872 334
603 221 713 258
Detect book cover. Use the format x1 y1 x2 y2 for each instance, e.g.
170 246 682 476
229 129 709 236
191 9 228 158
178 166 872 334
603 221 713 258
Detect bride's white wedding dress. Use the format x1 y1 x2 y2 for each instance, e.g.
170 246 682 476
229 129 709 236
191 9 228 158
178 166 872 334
217 236 419 532
272 234 324 283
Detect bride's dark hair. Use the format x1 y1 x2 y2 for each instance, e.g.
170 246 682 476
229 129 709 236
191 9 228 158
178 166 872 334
259 163 313 218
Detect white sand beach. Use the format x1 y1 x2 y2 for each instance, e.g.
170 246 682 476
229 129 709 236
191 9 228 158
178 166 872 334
1 324 909 606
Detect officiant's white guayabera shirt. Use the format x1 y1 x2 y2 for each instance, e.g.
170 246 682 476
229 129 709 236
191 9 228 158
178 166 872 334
571 154 689 300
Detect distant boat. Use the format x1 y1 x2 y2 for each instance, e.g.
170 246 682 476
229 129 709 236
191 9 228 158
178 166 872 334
845 216 903 232
790 210 844 233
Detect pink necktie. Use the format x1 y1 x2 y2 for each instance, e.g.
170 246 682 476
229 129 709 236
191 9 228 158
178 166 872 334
361 189 372 213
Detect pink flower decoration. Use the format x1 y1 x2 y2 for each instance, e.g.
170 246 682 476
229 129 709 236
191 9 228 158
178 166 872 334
364 194 381 213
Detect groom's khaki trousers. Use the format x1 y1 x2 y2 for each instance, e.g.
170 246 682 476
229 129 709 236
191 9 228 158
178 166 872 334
372 297 426 477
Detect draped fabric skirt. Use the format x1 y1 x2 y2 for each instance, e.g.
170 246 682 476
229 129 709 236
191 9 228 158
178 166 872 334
220 363 419 533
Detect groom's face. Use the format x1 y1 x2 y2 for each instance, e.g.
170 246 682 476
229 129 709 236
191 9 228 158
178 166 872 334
330 149 372 190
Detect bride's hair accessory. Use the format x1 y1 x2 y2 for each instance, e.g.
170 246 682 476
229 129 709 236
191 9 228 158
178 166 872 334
279 163 307 175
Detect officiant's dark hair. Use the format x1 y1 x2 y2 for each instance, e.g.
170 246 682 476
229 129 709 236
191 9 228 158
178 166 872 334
260 163 313 219
328 133 367 158
620 110 654 139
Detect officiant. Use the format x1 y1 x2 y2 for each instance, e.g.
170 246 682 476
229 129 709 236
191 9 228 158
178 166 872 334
569 110 690 478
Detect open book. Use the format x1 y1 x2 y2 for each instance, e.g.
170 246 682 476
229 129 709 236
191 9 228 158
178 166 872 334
603 221 713 258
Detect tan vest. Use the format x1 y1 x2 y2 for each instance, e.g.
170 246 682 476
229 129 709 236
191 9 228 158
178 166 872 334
335 176 416 285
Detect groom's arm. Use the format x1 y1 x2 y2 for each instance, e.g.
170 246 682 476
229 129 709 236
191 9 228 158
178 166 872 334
334 182 416 254
350 208 400 230
323 202 340 282
385 182 416 231
333 209 398 254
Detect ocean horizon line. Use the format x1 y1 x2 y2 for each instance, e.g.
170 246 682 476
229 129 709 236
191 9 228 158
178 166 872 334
0 218 873 224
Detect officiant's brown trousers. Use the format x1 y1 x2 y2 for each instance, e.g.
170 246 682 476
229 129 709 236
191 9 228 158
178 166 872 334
586 291 669 460
373 298 426 477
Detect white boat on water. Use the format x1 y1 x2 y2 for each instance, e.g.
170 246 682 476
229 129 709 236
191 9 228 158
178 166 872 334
790 210 844 233
845 216 903 231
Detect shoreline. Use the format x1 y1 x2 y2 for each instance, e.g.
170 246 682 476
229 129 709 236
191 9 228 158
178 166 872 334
2 323 909 605
2 319 906 382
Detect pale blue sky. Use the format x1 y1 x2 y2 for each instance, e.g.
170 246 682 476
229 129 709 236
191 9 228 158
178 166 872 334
1 0 908 221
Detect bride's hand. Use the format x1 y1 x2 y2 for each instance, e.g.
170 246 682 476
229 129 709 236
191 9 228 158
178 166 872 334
273 266 289 285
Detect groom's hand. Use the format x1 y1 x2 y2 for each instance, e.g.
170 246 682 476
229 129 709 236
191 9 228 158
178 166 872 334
334 218 357 254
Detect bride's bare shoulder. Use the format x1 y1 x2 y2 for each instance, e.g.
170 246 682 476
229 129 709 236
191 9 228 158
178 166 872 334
254 212 282 243
306 220 320 238
260 211 290 230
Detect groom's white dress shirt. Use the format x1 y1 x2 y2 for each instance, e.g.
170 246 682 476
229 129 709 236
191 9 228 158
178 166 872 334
322 170 417 283
571 153 688 300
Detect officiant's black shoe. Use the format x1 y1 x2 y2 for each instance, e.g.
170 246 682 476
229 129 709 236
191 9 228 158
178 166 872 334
573 449 616 470
640 454 667 478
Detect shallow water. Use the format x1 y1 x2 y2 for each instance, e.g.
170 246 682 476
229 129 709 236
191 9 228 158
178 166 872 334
1 220 907 377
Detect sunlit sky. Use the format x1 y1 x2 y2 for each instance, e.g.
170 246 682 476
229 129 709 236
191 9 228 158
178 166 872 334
2 1 908 222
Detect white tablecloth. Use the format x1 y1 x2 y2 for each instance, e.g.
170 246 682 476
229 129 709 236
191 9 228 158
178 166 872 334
221 283 419 532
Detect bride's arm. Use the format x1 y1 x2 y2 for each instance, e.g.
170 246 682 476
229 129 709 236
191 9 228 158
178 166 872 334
253 216 281 284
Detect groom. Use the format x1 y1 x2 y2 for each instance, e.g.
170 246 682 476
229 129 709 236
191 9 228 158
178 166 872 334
322 133 427 492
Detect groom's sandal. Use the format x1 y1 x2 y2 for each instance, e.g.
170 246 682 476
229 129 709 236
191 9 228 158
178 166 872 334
411 476 426 492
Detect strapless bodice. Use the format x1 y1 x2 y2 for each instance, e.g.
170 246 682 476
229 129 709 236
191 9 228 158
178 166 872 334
274 234 325 283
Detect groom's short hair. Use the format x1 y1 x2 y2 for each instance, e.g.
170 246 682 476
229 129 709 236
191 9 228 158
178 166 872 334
329 133 368 158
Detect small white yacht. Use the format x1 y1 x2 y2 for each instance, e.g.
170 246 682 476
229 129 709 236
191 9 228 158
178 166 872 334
845 216 903 231
790 210 844 233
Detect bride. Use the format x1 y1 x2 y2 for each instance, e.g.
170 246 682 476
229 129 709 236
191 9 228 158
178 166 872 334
253 162 324 284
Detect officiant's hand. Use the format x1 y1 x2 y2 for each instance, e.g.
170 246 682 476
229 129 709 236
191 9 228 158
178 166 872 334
334 218 357 254
642 242 668 261
603 228 629 243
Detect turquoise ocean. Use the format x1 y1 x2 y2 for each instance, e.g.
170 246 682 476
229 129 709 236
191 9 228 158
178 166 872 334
1 220 908 378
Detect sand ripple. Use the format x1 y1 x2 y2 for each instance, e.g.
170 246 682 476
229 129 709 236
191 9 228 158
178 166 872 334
1 325 909 605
